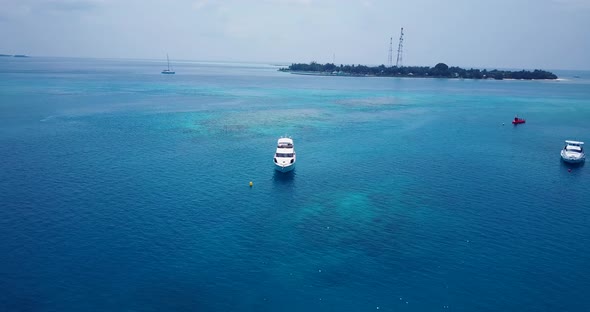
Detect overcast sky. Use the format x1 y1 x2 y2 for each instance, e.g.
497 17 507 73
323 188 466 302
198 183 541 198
1 0 589 69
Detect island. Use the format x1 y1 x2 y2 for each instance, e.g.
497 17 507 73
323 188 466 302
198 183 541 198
279 62 557 80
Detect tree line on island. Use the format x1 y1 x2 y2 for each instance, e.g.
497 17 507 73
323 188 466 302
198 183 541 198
280 62 557 80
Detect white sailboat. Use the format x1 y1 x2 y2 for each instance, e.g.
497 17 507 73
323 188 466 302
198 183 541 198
161 54 175 74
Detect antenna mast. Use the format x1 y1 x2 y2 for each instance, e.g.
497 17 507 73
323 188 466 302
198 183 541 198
396 27 404 67
388 37 393 67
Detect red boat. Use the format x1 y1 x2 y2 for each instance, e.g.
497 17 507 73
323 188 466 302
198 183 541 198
512 117 526 124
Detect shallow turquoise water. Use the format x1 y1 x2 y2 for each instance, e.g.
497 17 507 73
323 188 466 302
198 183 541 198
1 57 589 311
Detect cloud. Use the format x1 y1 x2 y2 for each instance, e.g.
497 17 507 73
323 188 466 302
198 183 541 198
192 0 313 10
0 0 104 16
361 0 373 8
44 0 102 11
552 0 590 9
262 0 313 5
192 0 210 10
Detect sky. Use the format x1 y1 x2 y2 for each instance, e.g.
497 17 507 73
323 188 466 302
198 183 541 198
1 0 589 69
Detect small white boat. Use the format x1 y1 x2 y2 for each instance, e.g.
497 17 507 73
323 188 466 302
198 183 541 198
561 140 585 163
274 137 296 172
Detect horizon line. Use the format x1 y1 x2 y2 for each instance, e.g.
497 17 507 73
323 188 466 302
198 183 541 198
2 54 588 72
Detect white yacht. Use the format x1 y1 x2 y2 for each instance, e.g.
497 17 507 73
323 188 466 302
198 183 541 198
274 137 296 172
561 140 585 163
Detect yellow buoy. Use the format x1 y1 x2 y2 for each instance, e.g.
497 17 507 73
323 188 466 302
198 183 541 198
249 181 253 187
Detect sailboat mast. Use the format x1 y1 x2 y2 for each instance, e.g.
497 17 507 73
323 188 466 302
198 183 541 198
161 53 174 74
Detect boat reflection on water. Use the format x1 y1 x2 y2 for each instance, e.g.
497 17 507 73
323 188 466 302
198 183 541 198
560 158 585 174
273 169 295 184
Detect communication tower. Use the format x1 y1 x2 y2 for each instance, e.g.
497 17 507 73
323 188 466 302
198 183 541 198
396 27 404 67
388 37 393 67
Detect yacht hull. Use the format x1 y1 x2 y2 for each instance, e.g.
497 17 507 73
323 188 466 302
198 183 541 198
561 151 585 163
275 163 295 172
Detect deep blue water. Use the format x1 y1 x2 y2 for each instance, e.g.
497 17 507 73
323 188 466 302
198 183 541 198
1 57 590 311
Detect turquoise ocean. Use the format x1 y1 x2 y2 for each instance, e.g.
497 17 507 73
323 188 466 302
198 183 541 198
1 57 589 311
